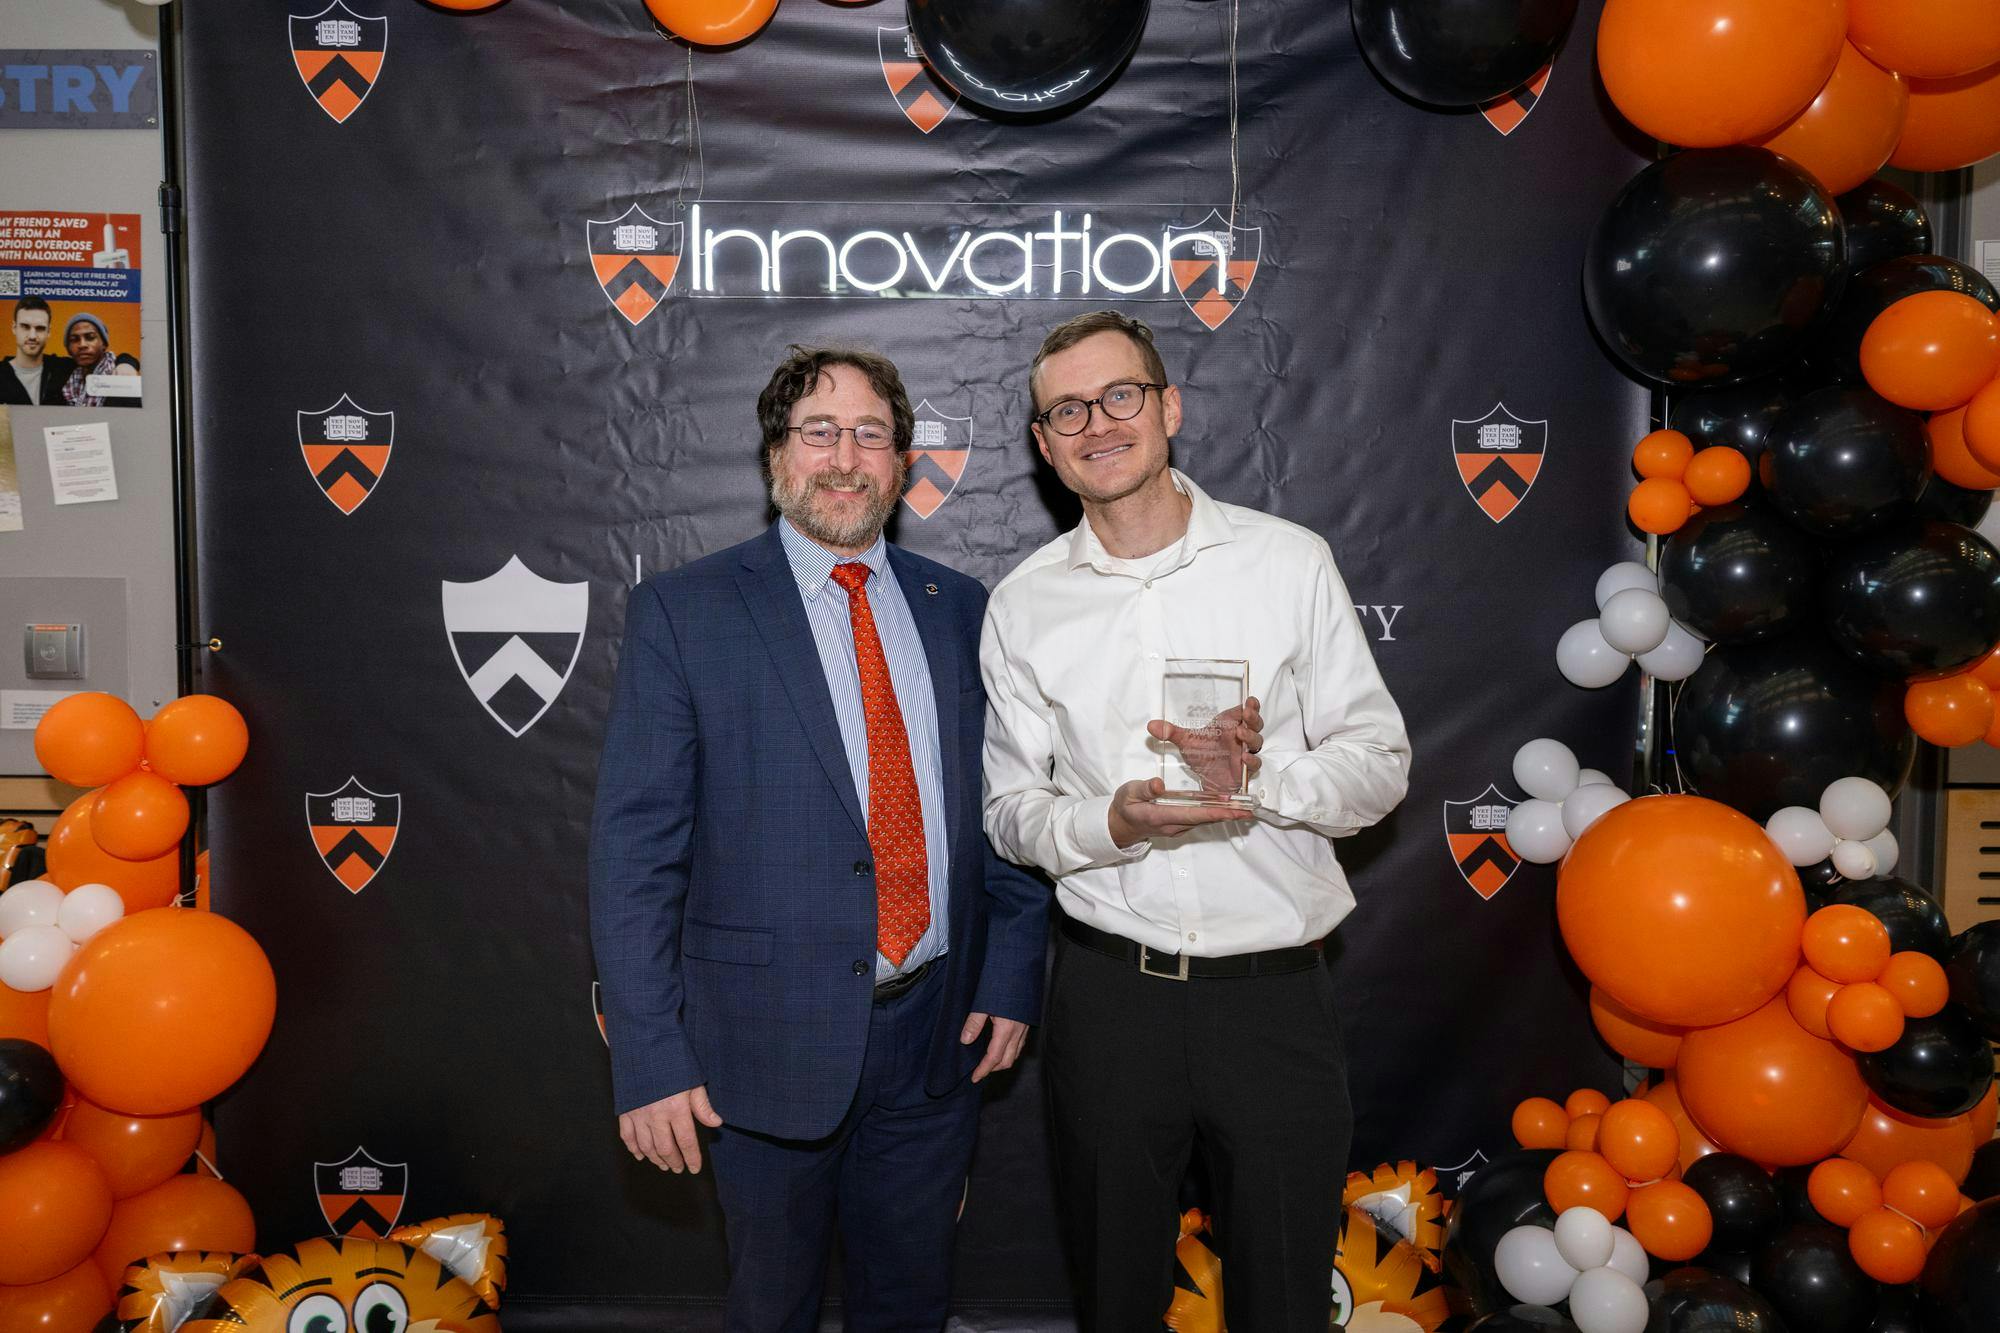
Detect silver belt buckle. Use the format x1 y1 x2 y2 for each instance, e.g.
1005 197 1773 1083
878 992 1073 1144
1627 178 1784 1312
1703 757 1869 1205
1138 944 1190 982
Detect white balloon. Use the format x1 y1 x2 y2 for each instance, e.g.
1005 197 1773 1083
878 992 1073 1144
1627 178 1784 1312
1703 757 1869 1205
1495 1224 1579 1307
1553 1206 1616 1272
1862 829 1900 876
1832 839 1879 880
1558 620 1631 689
1606 1228 1650 1285
1821 777 1892 842
1576 768 1615 788
1562 784 1632 841
1569 1265 1650 1333
1513 738 1582 803
0 880 64 939
1764 806 1837 867
1507 799 1574 865
56 883 124 944
1600 588 1671 655
1636 619 1706 682
0 925 75 992
1594 561 1658 611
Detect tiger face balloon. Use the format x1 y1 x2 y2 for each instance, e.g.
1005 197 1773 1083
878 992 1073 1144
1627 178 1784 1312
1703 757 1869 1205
180 1236 499 1333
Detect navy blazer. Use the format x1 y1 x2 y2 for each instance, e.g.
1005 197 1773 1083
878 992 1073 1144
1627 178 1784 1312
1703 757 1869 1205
589 523 1049 1140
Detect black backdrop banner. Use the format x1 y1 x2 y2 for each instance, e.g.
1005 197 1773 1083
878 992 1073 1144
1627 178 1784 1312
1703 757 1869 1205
184 0 1645 1320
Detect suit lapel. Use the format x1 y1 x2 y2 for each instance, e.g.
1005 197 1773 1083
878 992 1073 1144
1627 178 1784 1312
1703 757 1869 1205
889 547 964 874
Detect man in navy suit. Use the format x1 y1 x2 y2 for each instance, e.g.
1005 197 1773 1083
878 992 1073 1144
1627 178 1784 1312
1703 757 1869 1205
590 345 1049 1332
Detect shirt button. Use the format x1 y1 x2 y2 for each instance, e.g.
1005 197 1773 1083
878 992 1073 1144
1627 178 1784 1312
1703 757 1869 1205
853 960 870 976
1143 579 1153 589
1187 932 1198 942
854 861 871 876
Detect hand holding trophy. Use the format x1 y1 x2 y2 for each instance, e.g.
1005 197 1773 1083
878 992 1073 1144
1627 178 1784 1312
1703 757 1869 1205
1154 659 1261 806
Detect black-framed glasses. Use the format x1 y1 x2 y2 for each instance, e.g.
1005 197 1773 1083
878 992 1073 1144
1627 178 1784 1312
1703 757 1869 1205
1034 382 1167 436
786 422 896 450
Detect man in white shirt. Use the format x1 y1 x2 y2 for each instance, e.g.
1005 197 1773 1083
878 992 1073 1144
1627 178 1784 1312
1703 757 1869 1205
980 310 1411 1331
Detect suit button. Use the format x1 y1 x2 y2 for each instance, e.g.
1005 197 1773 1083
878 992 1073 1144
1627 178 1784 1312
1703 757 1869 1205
854 861 871 876
852 960 869 976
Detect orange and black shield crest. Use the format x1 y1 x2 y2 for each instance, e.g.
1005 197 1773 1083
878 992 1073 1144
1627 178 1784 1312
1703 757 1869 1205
878 25 957 134
1452 403 1546 523
1443 784 1521 901
306 778 399 894
903 400 971 519
1481 63 1552 137
587 205 682 326
315 1147 408 1238
290 3 386 124
299 395 392 514
1167 212 1261 332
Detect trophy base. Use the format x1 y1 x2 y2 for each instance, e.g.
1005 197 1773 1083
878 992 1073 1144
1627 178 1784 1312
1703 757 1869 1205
1153 792 1257 809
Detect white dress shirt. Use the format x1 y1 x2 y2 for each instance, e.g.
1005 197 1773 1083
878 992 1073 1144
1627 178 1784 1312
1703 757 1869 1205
980 469 1411 956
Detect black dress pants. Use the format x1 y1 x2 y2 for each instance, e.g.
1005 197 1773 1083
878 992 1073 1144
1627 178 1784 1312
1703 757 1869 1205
1043 927 1354 1333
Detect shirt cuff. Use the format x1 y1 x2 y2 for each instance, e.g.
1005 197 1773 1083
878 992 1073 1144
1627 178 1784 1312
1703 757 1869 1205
1066 794 1150 867
1251 749 1352 830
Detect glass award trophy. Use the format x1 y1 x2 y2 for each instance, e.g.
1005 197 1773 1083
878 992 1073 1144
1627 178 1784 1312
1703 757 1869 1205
1157 658 1254 807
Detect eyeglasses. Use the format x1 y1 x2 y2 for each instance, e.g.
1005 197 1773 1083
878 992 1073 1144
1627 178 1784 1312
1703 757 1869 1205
785 422 895 450
1034 382 1167 436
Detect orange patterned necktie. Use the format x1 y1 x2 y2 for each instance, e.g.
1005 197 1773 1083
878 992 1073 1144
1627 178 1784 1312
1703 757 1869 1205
829 562 931 966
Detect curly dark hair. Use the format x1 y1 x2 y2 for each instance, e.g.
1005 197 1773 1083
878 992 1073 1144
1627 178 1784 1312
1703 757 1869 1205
756 345 916 473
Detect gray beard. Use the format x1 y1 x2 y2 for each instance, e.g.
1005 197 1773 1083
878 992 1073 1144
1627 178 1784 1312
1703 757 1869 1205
771 460 905 551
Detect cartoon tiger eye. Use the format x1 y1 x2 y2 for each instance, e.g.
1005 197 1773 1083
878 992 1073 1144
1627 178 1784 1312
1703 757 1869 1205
354 1281 410 1333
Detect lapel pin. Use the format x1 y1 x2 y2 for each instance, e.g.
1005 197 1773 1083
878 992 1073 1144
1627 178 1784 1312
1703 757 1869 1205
925 583 939 596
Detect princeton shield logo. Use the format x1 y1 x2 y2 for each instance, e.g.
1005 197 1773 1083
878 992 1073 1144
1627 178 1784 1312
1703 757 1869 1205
315 1147 408 1238
441 556 589 738
1443 783 1522 901
1452 403 1547 523
587 204 683 326
306 778 400 894
1481 63 1552 137
290 2 386 124
879 25 957 134
299 394 392 515
1168 212 1261 332
1437 1148 1491 1199
903 400 971 519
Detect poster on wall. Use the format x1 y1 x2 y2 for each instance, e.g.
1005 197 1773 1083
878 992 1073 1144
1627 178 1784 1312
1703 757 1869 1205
0 407 21 531
0 212 142 409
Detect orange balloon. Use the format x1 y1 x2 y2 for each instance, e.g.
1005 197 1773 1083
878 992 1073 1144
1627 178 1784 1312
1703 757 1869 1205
1677 995 1870 1166
640 0 778 46
0 1259 112 1333
1591 987 1686 1068
1597 0 1845 146
59 1100 202 1200
1928 404 2000 490
1599 1099 1682 1183
1513 1097 1571 1150
0 1143 113 1285
1757 42 1909 194
1964 374 2000 472
47 910 275 1116
1558 795 1806 1027
1788 964 1843 1039
1906 674 1997 747
42 795 179 914
1629 478 1694 535
1892 62 2000 172
31 694 143 791
1642 1076 1724 1173
1545 1150 1631 1220
1828 982 1907 1051
1862 290 2000 411
1566 1088 1613 1119
1803 905 1893 984
1883 1159 1961 1228
1811 1158 1885 1226
1972 1083 1998 1143
91 1175 253 1287
1842 1094 1978 1183
143 696 248 788
1879 951 1950 1018
87 774 188 863
1682 446 1754 506
1849 0 2000 79
1849 1206 1928 1283
1568 1113 1604 1152
1633 429 1695 480
0 981 52 1047
1626 1179 1714 1260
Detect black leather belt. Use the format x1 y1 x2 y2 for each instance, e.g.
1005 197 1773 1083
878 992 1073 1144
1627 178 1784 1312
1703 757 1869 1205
1060 915 1322 982
873 955 939 1003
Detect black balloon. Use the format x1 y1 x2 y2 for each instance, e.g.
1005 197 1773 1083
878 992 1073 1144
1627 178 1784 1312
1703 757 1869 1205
906 0 1147 117
1441 1149 1560 1319
1668 375 1812 473
1693 1247 1755 1287
1964 1139 2000 1202
1658 501 1816 644
1815 254 2000 383
1918 1197 2000 1333
1856 1005 1995 1118
1750 1221 1875 1333
1837 179 1933 278
1683 1154 1781 1254
1798 858 1847 912
1915 474 1996 528
1946 921 2000 1039
1772 1164 1823 1225
1823 520 2000 679
1643 1268 1788 1333
1763 387 1929 537
1834 878 1954 961
1671 633 1915 822
1468 1308 1582 1331
1351 0 1577 107
1868 1281 1920 1333
0 1037 61 1155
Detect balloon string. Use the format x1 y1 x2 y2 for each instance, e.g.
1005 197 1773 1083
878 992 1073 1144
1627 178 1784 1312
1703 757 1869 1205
1226 0 1240 236
677 46 706 208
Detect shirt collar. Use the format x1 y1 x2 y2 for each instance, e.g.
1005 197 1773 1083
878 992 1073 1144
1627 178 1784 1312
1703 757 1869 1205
778 517 888 599
1065 468 1239 574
